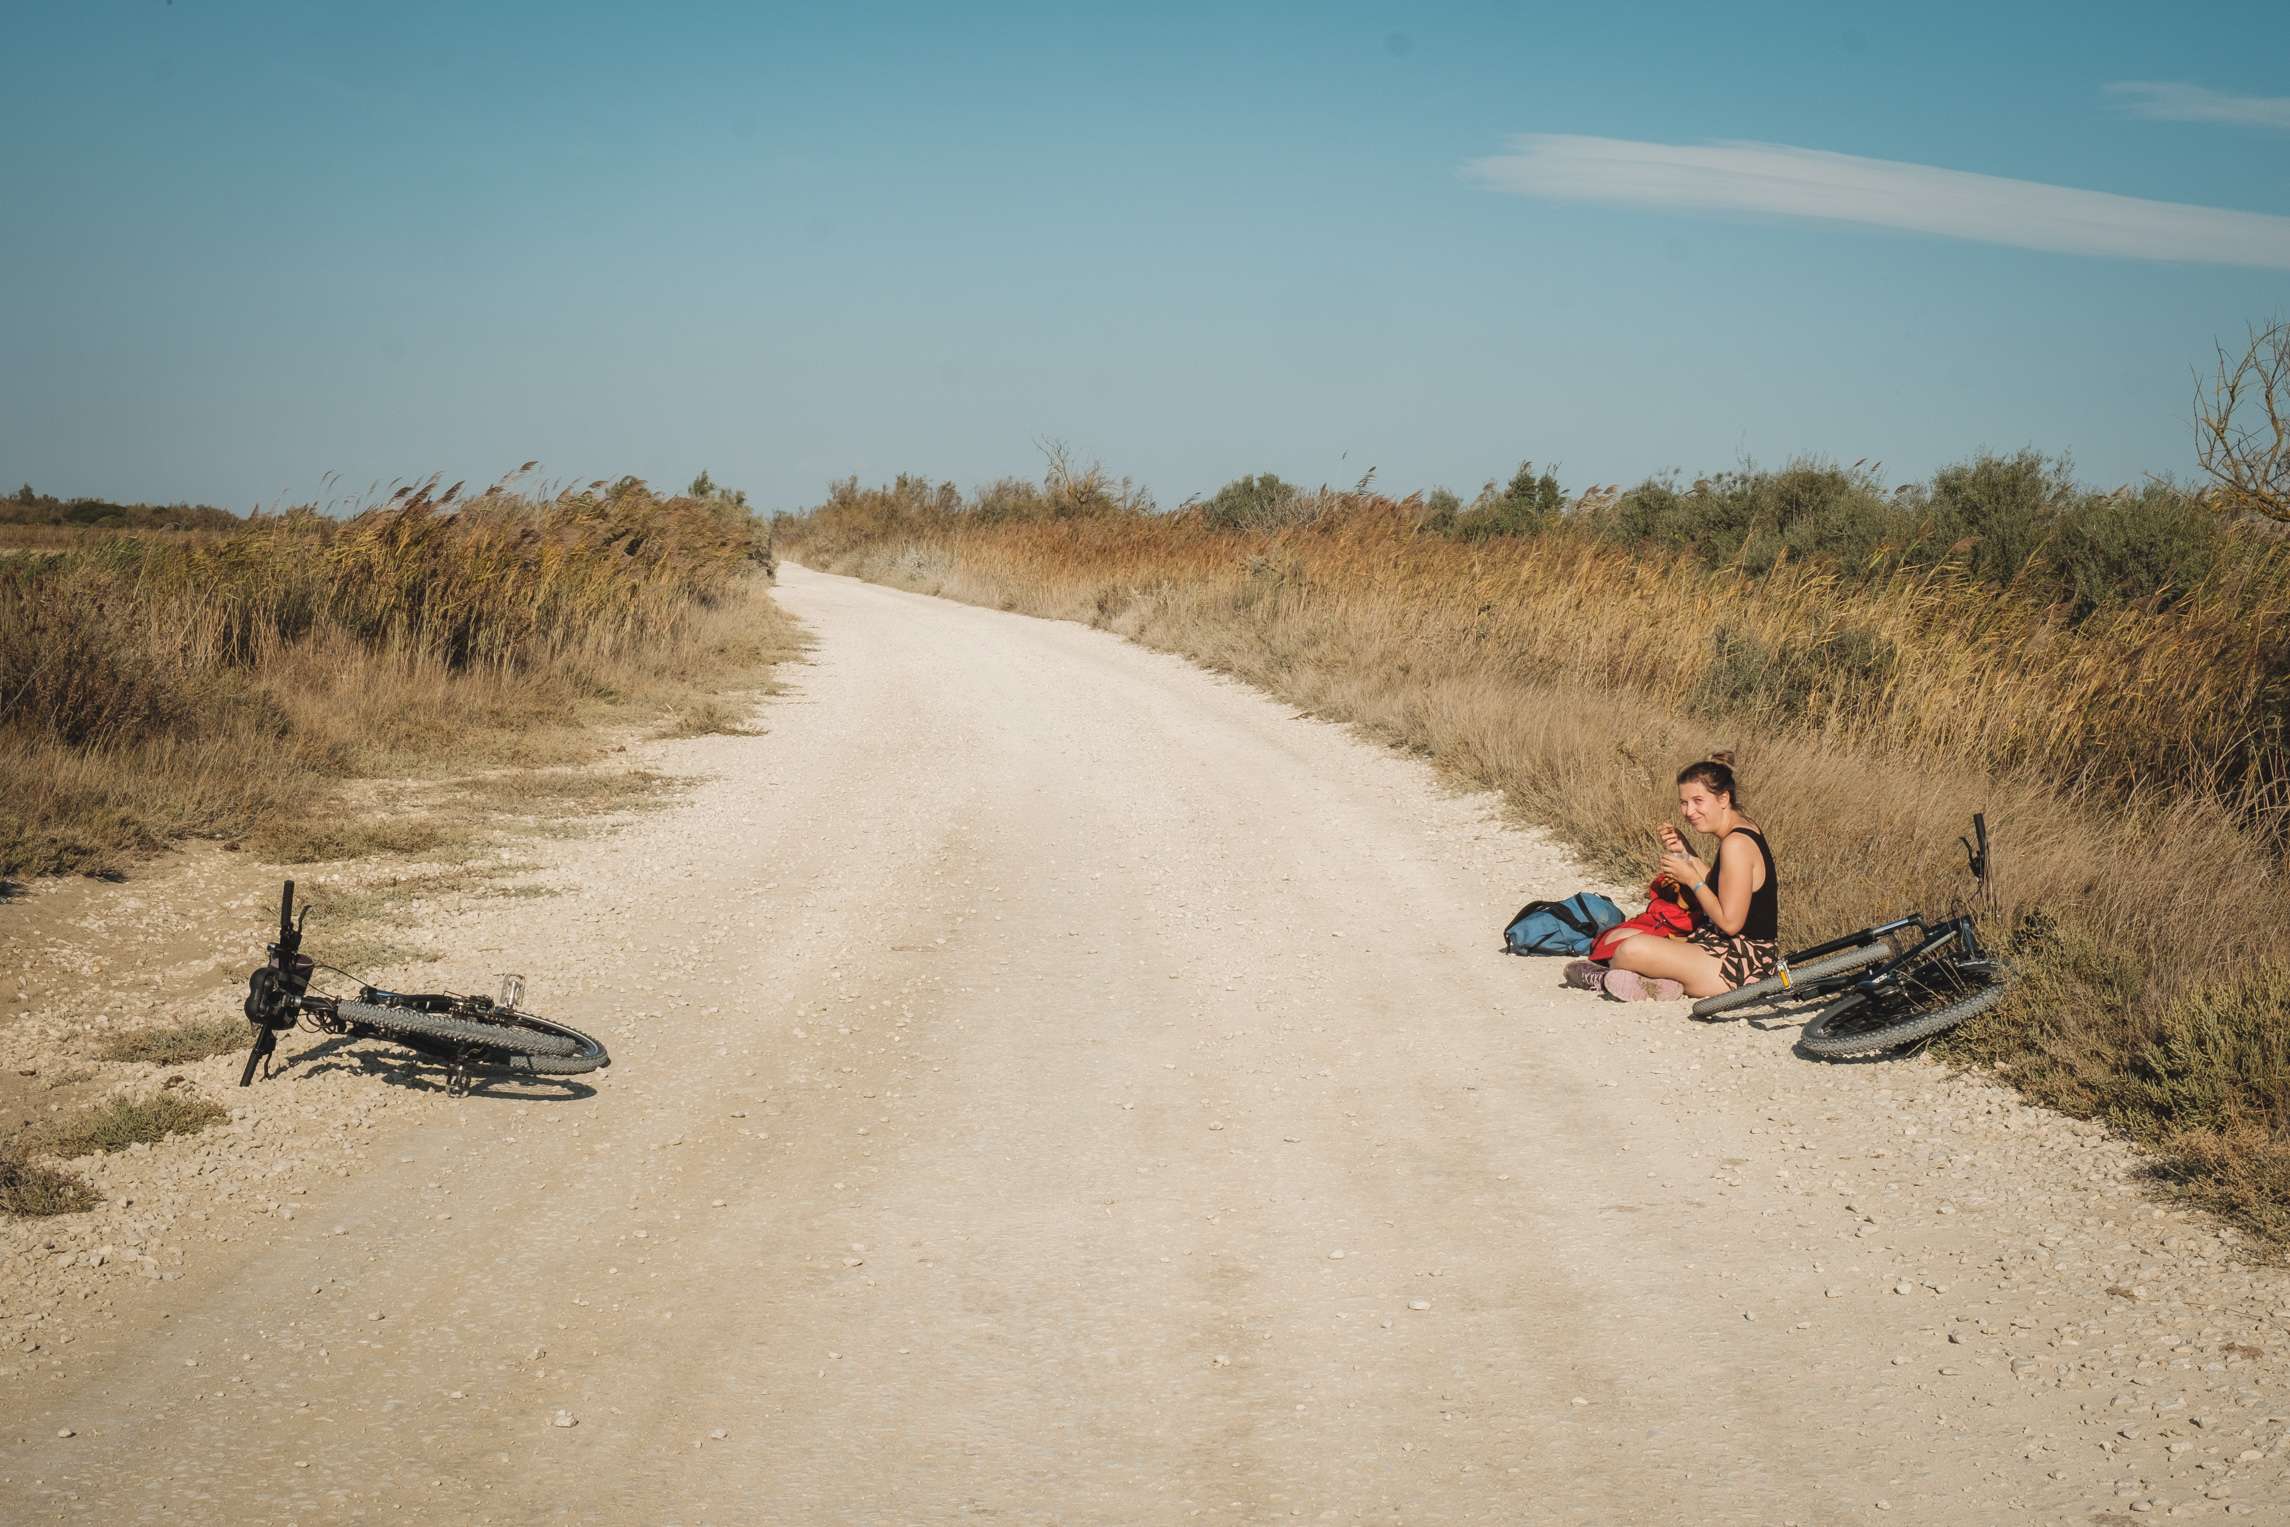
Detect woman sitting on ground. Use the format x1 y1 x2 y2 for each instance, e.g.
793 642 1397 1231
1573 754 1779 1002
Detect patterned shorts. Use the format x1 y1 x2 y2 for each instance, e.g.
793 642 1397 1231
1686 927 1779 989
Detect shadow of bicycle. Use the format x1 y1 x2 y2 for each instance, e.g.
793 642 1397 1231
1696 998 1929 1061
267 1032 601 1102
1692 999 1816 1035
1706 1002 1940 1064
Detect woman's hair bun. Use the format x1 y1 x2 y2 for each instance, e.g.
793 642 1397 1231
1709 750 1735 767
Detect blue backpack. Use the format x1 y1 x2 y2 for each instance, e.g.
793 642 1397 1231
1502 892 1625 956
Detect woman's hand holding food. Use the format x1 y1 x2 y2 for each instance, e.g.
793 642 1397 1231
1659 849 1707 890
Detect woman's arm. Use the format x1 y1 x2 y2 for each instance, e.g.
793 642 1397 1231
1702 834 1757 934
1662 835 1757 934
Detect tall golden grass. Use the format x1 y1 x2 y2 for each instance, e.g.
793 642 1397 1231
2 480 789 878
786 480 2290 1249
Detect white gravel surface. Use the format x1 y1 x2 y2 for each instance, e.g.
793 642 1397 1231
3 562 2288 1524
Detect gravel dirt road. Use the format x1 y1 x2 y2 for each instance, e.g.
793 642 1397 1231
5 564 2289 1524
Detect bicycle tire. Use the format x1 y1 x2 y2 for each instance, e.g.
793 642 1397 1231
494 1012 609 1075
1796 981 2009 1059
502 1045 612 1077
475 1017 610 1076
1690 939 1895 1020
333 1000 608 1074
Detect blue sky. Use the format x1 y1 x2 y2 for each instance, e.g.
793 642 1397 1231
4 0 2287 511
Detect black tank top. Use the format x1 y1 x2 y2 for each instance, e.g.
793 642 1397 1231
1713 827 1779 941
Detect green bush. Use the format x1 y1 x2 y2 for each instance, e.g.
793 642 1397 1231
2049 485 2223 618
1587 452 2242 621
0 490 240 532
1692 620 1898 722
973 476 1049 520
686 470 749 510
1201 473 1301 530
1417 487 1464 534
1595 461 1901 573
1446 461 1565 540
1919 451 2067 587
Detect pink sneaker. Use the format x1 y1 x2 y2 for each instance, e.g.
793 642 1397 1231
1562 960 1608 991
1602 969 1685 1002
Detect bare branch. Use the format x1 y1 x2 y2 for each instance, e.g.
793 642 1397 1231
2196 318 2290 521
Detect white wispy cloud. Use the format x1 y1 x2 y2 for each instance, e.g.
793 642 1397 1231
1464 135 2290 271
2106 81 2290 130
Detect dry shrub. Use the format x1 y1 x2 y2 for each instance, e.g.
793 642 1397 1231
783 480 2290 1249
36 1092 229 1158
0 1151 101 1217
655 699 762 738
1 481 793 877
97 1017 253 1066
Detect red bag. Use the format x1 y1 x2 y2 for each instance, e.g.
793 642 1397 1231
1589 876 1699 962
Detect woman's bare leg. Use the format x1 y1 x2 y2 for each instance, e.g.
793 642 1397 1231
1609 935 1730 999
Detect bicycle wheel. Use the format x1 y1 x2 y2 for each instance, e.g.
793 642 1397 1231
333 1000 610 1075
1690 939 1895 1020
451 1009 612 1077
1796 981 2009 1059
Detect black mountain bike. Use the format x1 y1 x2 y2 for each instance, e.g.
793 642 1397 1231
1691 814 2011 1058
241 881 609 1095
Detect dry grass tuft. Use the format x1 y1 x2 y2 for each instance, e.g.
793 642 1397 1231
309 862 552 924
97 1017 249 1066
252 813 471 866
36 1092 230 1158
0 1150 101 1217
655 699 762 738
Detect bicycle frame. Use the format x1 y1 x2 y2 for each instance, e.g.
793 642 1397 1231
1773 913 1925 987
1850 913 1997 1004
1705 810 2009 1047
1792 815 1994 974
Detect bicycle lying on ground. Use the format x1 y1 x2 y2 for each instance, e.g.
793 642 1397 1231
1690 814 2011 1059
241 881 609 1095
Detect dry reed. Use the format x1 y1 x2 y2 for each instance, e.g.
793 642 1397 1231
2 480 792 877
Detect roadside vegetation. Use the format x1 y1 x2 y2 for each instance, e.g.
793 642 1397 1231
1 484 242 554
32 1092 230 1158
781 327 2290 1248
0 1149 100 1218
96 1017 252 1066
1 472 796 879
